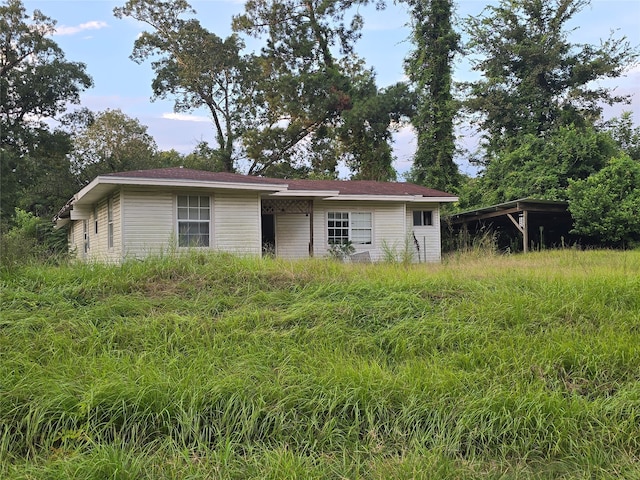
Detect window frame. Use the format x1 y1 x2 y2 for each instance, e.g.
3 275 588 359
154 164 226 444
83 219 90 254
413 210 434 227
327 211 372 246
176 194 211 248
107 197 114 249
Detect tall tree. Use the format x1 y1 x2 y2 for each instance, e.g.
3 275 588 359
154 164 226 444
1 0 92 219
233 0 410 179
69 109 158 185
405 0 460 192
114 0 258 173
463 0 638 159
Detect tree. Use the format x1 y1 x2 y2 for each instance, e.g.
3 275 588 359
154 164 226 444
1 0 92 219
233 0 411 179
462 0 638 159
602 112 640 161
70 109 158 185
338 78 416 181
405 0 460 192
114 0 258 173
457 124 619 208
568 155 640 246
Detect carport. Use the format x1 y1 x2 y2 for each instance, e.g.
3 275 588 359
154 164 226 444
445 198 575 253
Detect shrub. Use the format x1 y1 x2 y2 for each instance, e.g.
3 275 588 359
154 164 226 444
567 155 640 247
0 208 68 268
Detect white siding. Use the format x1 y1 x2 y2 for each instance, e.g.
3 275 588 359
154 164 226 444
213 191 261 255
275 214 310 259
312 201 408 262
407 204 442 263
122 187 174 259
68 221 84 259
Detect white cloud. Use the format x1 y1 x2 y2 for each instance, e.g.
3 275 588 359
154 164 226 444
54 21 109 36
162 113 211 123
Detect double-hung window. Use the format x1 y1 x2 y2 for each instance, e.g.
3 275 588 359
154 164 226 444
413 210 433 226
177 195 210 247
328 212 372 245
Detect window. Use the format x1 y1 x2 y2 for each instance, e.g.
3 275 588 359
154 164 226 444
94 206 98 234
177 195 210 247
328 212 372 245
83 220 90 253
107 198 114 249
413 210 433 226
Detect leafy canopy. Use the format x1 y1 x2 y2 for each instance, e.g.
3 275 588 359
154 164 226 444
568 155 640 246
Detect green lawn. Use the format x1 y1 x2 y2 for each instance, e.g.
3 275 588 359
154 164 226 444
1 250 639 479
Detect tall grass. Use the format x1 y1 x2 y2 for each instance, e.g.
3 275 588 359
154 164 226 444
1 250 639 478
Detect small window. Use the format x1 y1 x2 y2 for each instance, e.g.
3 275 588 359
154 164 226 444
413 210 433 226
177 195 210 247
83 220 90 253
107 198 114 249
328 212 372 245
94 206 98 234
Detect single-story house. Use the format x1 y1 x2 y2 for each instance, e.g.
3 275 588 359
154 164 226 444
54 167 458 263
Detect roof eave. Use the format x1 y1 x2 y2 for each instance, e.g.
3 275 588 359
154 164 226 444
322 195 459 202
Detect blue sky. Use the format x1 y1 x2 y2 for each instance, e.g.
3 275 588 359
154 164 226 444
24 0 640 177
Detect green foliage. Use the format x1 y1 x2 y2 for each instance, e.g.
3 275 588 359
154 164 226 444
405 0 461 193
603 111 640 161
462 0 638 158
69 109 158 184
567 155 640 246
0 208 68 268
327 240 355 260
458 124 620 208
2 251 640 477
114 0 258 173
0 0 92 220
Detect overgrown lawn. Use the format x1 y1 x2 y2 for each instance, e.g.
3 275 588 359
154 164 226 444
1 250 639 478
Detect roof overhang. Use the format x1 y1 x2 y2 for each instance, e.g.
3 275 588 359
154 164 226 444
54 175 289 225
268 190 340 198
321 195 459 203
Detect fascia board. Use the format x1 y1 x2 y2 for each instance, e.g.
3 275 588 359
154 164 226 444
268 190 340 198
97 176 288 192
74 176 289 205
322 195 459 202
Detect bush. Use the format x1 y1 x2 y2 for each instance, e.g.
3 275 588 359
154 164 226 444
0 208 69 268
567 155 640 247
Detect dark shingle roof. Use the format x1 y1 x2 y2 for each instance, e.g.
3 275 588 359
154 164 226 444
105 167 456 198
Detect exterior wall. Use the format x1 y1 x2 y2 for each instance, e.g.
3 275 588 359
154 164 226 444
311 201 408 262
68 190 123 263
275 213 310 259
406 204 442 263
68 186 443 263
213 191 261 255
121 187 174 259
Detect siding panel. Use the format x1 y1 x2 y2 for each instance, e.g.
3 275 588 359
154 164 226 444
214 192 261 254
122 188 174 258
313 201 407 261
275 214 310 259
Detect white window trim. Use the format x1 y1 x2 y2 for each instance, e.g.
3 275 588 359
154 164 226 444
107 197 114 249
413 209 434 227
176 194 212 248
327 211 373 246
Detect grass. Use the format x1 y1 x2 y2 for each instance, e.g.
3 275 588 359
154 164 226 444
1 250 639 478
